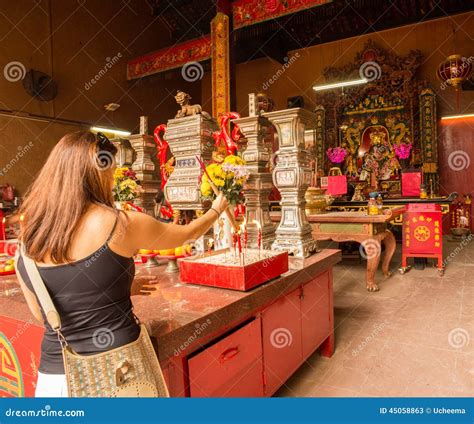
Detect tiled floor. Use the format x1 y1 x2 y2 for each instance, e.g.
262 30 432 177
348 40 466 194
276 237 473 397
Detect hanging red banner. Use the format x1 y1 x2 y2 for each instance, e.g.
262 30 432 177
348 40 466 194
232 0 332 29
126 36 212 80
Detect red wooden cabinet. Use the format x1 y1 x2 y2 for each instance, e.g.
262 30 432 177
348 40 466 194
188 317 264 397
261 289 303 396
183 270 334 397
301 271 331 359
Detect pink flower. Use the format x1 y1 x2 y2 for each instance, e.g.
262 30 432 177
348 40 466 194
326 147 347 164
394 143 412 160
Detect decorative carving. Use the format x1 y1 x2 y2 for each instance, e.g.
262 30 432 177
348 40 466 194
212 112 244 158
174 91 211 119
232 0 331 29
419 88 438 193
315 39 435 195
233 113 276 249
129 130 160 216
153 124 174 220
313 105 326 173
126 35 211 80
264 108 318 258
164 114 218 210
211 12 230 119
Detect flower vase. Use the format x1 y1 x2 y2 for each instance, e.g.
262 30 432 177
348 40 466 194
114 201 126 210
213 205 235 250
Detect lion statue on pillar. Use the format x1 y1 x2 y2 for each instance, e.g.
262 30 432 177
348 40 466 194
174 90 211 119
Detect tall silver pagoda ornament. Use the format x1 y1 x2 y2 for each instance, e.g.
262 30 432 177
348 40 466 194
128 116 160 215
164 91 218 211
233 94 276 248
263 108 318 258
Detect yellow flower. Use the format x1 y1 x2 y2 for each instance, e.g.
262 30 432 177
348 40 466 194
114 167 125 180
119 179 137 191
206 163 225 180
224 155 245 166
200 181 212 197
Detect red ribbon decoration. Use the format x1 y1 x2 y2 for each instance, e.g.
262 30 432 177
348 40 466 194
153 124 174 219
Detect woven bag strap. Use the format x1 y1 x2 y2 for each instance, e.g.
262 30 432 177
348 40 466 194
20 244 62 332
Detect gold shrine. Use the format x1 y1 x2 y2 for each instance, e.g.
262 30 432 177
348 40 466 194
314 40 438 196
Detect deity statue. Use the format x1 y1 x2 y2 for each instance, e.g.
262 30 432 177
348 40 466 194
360 127 400 181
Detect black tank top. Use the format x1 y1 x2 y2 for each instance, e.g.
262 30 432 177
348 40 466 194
17 213 139 374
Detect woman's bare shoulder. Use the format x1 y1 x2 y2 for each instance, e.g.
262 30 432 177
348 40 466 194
82 204 117 233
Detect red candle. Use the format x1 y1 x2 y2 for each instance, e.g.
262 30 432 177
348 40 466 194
232 228 237 257
0 215 6 241
241 217 248 251
237 231 242 261
253 220 262 258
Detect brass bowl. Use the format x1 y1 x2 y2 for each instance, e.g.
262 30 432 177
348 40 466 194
451 227 470 238
305 187 333 215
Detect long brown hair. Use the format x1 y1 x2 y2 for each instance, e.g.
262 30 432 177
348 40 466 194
20 131 118 263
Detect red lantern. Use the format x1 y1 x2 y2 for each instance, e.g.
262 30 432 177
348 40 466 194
437 54 472 110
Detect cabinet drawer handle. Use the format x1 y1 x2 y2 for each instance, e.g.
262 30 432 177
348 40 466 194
219 347 240 363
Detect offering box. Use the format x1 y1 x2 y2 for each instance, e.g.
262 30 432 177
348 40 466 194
179 249 289 291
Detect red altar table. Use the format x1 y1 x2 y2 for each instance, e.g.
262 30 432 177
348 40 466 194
0 250 340 397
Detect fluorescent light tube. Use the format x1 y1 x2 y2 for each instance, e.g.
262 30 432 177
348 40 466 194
90 126 131 136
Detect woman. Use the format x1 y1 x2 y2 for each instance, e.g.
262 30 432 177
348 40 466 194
15 131 228 397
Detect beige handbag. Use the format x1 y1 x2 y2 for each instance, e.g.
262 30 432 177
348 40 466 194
21 247 169 398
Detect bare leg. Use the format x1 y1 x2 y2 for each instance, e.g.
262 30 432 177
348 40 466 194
381 230 396 277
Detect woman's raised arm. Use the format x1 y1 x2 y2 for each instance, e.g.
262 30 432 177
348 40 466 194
125 193 228 253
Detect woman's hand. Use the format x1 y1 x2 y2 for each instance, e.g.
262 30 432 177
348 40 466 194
131 273 159 296
211 193 229 215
